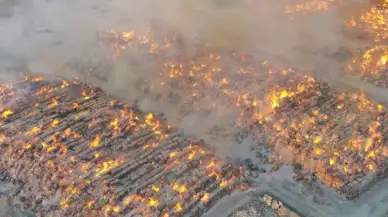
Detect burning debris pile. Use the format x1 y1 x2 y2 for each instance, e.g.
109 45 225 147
255 75 388 199
284 0 338 15
346 1 388 43
0 76 248 217
345 0 387 87
100 22 388 200
347 45 388 87
230 194 300 217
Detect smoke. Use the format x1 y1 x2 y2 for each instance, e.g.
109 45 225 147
0 0 374 158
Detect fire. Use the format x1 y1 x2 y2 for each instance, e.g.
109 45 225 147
263 83 388 190
87 200 94 208
80 164 90 174
178 185 187 194
48 98 58 109
174 203 183 212
28 126 41 135
368 163 375 171
103 205 111 217
145 113 154 122
169 151 177 158
2 109 13 118
123 194 146 206
188 150 197 159
95 160 121 177
313 137 322 144
206 159 216 169
172 183 187 194
346 44 387 87
8 10 388 213
285 0 337 14
109 118 119 130
61 80 69 88
82 90 90 100
122 31 135 41
313 147 323 155
280 90 289 98
0 134 6 142
359 1 388 42
36 86 56 96
23 144 32 149
89 135 101 148
209 171 221 180
51 119 60 127
47 144 58 153
361 46 388 73
270 92 280 109
201 193 209 201
147 198 158 207
25 76 44 82
65 128 71 136
113 206 120 213
269 89 295 109
151 185 160 193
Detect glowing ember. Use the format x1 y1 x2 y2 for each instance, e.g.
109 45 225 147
151 185 160 193
2 109 13 118
285 0 337 15
260 80 388 197
347 45 388 87
201 193 209 201
99 24 388 200
89 135 101 148
360 46 388 72
147 198 159 207
51 119 60 127
174 203 183 212
359 1 388 42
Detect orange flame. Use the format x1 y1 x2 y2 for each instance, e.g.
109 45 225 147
2 109 13 118
89 135 101 148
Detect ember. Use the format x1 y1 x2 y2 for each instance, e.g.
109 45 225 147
258 78 388 198
345 0 387 87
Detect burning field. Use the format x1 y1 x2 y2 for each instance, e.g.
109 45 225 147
0 0 388 217
0 61 387 215
97 7 388 199
0 76 249 217
345 0 387 87
347 45 388 87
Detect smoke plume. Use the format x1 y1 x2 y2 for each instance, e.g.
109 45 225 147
0 0 377 158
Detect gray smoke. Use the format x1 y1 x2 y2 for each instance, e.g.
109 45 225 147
0 0 378 158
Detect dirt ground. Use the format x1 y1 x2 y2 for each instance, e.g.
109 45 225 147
0 182 33 217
